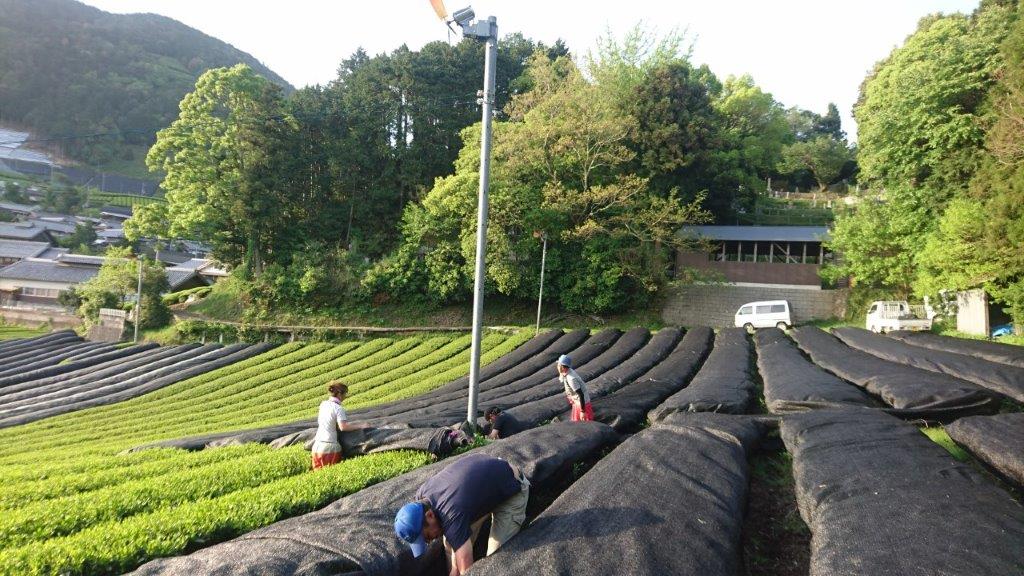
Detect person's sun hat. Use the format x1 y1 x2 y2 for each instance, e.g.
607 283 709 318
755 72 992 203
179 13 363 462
394 502 427 557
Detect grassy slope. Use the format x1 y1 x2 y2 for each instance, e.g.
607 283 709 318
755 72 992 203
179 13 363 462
188 277 665 332
0 325 50 341
0 329 533 574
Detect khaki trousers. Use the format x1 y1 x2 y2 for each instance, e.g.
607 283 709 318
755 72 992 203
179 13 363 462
454 474 531 565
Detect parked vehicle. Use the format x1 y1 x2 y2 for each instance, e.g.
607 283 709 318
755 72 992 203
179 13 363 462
865 301 932 333
735 300 792 330
991 323 1016 338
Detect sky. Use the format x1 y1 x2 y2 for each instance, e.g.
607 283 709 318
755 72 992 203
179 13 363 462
80 0 981 140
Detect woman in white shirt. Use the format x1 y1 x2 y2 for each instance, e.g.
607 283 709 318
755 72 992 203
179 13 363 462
311 381 368 470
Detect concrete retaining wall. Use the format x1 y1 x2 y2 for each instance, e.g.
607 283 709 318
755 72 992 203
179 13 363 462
662 284 847 328
0 306 81 329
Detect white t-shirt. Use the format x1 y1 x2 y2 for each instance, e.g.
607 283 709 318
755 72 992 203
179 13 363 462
313 397 348 446
560 368 591 404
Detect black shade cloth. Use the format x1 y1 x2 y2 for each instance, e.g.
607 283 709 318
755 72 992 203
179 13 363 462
833 326 1024 404
890 330 1024 368
391 329 635 429
789 327 999 420
0 341 109 377
472 412 765 576
0 343 188 399
124 420 318 453
125 331 597 452
754 328 879 414
131 421 620 576
945 412 1024 489
507 327 686 429
545 327 714 431
126 425 464 461
648 328 755 422
0 342 160 389
0 344 213 408
0 329 80 360
781 409 1024 576
0 334 85 368
0 343 275 428
350 329 595 423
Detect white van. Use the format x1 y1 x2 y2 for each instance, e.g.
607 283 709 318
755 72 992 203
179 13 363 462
734 300 792 330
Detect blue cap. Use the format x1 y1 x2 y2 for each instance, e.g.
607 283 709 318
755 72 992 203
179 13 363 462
558 354 572 367
394 502 427 557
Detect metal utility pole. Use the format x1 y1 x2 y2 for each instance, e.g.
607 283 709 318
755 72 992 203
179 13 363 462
133 258 143 343
534 231 547 335
466 15 497 430
432 3 498 428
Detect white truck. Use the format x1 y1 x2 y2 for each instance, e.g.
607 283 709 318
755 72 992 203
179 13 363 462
865 301 933 333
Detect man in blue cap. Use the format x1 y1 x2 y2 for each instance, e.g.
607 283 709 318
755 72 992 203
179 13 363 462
394 453 530 575
557 354 593 421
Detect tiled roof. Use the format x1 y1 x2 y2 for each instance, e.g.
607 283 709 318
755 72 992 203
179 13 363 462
0 239 51 260
97 228 125 240
0 201 37 214
0 259 100 284
100 206 133 218
29 219 77 235
0 222 51 241
56 253 108 266
166 269 207 290
678 225 831 242
37 247 69 259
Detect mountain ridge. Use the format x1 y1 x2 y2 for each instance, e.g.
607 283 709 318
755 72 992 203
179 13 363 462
0 0 294 167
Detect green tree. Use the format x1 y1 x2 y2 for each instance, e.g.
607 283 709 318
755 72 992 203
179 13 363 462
855 5 1012 191
123 202 170 243
778 135 853 192
57 224 98 251
917 5 1024 326
829 1 1015 295
146 64 297 276
76 247 171 329
367 54 709 313
632 61 721 202
822 186 933 297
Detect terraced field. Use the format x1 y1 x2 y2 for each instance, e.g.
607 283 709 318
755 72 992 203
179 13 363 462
0 325 49 341
0 330 531 575
0 326 1021 576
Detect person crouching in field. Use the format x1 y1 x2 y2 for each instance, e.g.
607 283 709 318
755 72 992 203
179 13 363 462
484 406 524 439
311 381 368 470
557 354 593 422
394 453 530 575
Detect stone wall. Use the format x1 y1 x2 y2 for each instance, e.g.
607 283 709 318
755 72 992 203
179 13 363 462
662 284 847 328
0 306 81 329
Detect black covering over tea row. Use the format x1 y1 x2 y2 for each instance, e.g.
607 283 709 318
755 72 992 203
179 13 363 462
890 330 1024 368
945 412 1024 489
789 326 1000 420
473 413 767 576
833 326 1024 404
648 327 756 422
551 326 715 431
754 327 880 414
781 409 1024 576
0 341 276 428
131 422 621 576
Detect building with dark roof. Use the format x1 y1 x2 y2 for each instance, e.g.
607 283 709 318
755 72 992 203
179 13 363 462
0 221 54 243
100 205 133 220
675 225 834 288
0 257 101 305
0 201 38 217
0 239 52 266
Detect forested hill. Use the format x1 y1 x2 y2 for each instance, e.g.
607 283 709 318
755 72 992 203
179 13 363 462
0 0 293 165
